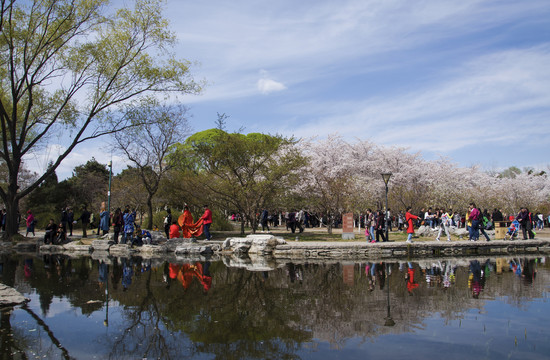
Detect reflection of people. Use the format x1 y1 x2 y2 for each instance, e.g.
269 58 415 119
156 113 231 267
98 261 108 287
405 262 419 295
122 258 133 291
24 258 33 279
171 262 212 293
468 260 484 298
201 205 213 240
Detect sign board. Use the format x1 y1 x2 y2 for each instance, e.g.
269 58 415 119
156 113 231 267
342 212 355 240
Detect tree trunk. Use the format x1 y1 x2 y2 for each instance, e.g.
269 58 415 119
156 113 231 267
250 215 257 234
146 195 153 230
4 190 20 240
240 219 245 236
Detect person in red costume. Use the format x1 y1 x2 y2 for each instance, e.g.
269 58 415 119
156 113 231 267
169 220 181 239
201 205 212 241
178 205 204 238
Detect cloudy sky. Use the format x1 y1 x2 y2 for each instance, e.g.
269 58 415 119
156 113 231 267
27 0 550 179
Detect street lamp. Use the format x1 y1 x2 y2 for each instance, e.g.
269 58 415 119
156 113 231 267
381 172 392 242
107 160 113 213
384 263 395 327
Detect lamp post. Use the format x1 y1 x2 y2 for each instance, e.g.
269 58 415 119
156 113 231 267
381 172 392 242
384 263 395 327
107 161 113 213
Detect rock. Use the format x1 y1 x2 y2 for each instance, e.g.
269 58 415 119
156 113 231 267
136 245 168 254
92 239 114 252
14 242 37 252
0 284 29 307
174 245 214 255
63 242 92 253
223 234 286 255
40 244 65 253
416 226 432 237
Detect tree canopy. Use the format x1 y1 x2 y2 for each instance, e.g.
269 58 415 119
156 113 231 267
168 129 306 234
0 0 200 236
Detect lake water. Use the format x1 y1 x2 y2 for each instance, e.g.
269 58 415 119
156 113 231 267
0 254 548 359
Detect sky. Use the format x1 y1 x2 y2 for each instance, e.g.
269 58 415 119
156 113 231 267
25 0 550 180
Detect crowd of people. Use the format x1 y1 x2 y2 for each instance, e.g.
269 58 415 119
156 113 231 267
8 201 549 245
244 205 550 243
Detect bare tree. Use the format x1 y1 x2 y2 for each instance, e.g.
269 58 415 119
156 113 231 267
112 102 191 229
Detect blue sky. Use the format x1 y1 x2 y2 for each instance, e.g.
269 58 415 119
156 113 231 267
27 0 550 179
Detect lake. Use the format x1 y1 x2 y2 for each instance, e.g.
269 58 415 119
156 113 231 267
0 254 548 359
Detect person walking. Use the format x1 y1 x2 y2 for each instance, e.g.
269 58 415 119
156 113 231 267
123 207 136 244
366 209 375 243
112 208 123 244
79 206 91 238
100 209 110 236
405 207 418 244
516 207 535 240
260 209 270 232
435 208 452 242
25 210 35 237
375 210 387 242
61 207 69 232
468 203 481 241
67 208 74 236
164 208 172 239
201 205 213 241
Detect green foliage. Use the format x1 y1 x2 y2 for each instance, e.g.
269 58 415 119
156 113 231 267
0 0 200 236
168 128 306 234
211 211 233 231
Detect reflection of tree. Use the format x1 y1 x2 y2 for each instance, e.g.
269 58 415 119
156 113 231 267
4 255 549 358
21 305 72 359
0 308 27 358
108 260 176 359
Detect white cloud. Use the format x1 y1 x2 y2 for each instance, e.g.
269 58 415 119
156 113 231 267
257 77 287 95
284 45 550 155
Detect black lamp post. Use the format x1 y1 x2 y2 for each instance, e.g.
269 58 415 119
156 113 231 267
107 160 113 213
381 172 392 242
384 263 395 326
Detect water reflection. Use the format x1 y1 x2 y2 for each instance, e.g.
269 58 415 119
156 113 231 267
0 254 548 359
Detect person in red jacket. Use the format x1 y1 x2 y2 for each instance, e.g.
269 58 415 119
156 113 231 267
201 205 213 240
405 207 418 244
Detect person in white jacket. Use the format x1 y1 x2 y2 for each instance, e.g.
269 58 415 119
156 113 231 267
436 209 452 242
